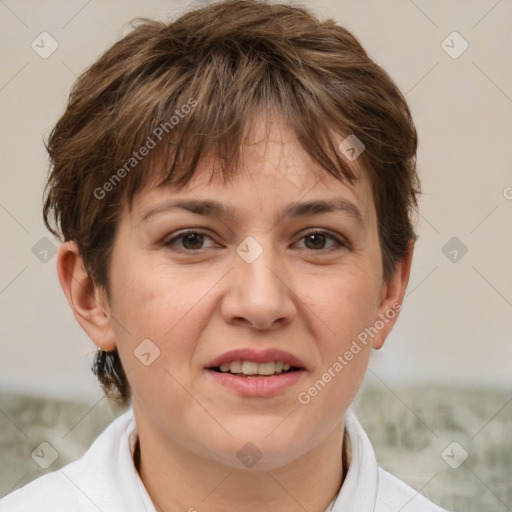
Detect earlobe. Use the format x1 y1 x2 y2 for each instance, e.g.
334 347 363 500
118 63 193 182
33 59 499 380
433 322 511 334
57 241 117 351
372 241 414 350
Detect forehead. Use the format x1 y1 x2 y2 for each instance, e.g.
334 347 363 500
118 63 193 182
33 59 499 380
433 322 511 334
129 115 375 228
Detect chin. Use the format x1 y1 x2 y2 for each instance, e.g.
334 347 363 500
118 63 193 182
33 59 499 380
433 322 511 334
205 426 314 471
215 446 304 472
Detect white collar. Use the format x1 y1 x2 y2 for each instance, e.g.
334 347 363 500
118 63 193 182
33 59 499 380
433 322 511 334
330 405 379 510
57 405 377 511
63 407 155 511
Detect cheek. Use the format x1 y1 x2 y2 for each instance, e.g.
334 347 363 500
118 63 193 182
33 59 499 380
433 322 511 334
307 266 382 347
110 248 210 332
107 256 221 378
296 277 376 421
296 267 380 406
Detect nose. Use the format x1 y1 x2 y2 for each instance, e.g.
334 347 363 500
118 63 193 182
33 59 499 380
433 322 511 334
220 238 297 330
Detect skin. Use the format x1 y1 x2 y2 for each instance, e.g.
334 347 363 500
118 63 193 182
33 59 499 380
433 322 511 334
58 115 413 512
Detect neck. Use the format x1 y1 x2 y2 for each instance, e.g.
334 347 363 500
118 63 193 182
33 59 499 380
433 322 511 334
132 411 350 512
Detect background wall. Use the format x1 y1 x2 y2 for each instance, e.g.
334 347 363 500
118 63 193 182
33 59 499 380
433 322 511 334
1 0 511 403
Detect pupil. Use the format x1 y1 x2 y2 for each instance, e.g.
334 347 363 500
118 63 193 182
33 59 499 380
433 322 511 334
306 233 325 249
184 233 203 250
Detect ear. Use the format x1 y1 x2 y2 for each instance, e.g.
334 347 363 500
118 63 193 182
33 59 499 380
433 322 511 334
372 241 414 350
57 241 117 351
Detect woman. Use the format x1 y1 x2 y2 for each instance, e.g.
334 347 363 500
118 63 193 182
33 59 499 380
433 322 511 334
1 1 448 510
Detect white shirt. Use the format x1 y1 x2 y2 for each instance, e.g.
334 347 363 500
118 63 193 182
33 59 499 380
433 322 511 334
0 406 448 512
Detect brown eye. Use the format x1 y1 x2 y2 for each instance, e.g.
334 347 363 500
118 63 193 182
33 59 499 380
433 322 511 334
181 232 205 250
164 231 216 251
304 233 327 250
297 230 346 251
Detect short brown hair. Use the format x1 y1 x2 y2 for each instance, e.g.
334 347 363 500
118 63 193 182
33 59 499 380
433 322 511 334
43 0 419 406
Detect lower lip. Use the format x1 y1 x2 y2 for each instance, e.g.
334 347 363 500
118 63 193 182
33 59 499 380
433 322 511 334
205 369 305 397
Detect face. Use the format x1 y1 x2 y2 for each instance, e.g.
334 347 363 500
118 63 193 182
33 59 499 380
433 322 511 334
95 115 404 470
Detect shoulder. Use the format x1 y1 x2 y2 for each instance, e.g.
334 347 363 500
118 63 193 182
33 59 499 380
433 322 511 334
0 407 137 512
342 408 449 512
0 467 79 512
375 467 449 512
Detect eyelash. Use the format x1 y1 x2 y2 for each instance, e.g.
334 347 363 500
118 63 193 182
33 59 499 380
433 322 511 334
163 229 348 253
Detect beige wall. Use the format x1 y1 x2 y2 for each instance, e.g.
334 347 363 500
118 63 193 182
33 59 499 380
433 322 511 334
1 0 511 401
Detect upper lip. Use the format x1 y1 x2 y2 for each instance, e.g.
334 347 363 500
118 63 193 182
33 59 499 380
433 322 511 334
206 348 307 369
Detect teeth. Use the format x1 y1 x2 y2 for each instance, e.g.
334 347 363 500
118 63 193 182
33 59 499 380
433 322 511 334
229 360 242 373
255 361 275 375
217 360 294 376
242 361 259 375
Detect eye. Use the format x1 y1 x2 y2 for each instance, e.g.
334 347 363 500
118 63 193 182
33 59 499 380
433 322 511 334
295 230 347 251
163 229 347 253
164 230 217 251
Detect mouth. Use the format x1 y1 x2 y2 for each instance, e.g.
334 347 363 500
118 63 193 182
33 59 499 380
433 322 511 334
205 349 306 397
208 360 302 377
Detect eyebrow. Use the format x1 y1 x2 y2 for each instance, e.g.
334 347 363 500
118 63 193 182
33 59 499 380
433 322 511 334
139 198 364 225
